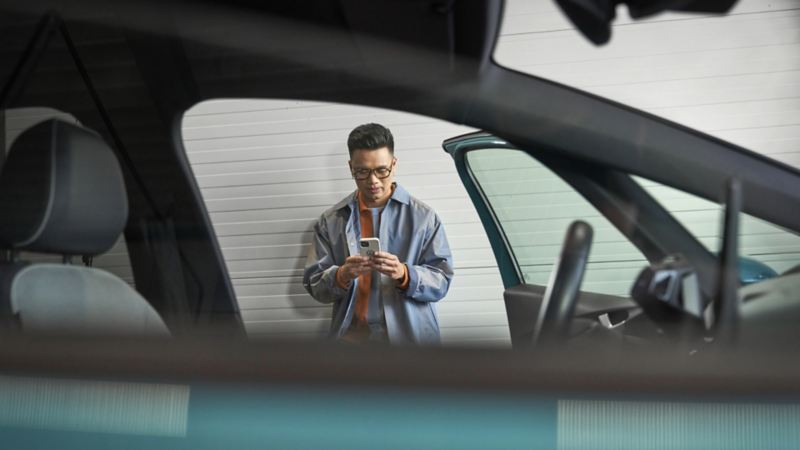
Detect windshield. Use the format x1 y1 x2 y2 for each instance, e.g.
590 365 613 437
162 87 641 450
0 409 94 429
632 176 800 277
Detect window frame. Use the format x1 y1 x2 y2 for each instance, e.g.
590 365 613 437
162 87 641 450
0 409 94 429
444 132 719 301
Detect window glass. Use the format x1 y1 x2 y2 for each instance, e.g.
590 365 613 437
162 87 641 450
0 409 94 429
182 99 512 346
467 148 647 297
633 177 800 277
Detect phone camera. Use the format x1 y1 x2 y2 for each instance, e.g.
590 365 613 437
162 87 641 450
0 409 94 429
360 241 368 247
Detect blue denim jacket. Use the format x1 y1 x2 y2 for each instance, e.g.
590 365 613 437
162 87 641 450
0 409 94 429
303 184 454 345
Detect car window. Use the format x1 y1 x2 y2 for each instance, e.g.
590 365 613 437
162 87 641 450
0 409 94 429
181 99 512 347
633 177 800 278
466 148 647 297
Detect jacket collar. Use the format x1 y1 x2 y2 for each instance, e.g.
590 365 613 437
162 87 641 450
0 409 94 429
335 183 410 212
390 183 411 205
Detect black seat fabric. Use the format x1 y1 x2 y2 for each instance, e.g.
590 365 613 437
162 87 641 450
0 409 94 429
0 119 168 336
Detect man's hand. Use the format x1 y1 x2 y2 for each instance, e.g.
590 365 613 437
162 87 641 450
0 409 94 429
371 251 406 280
338 255 372 284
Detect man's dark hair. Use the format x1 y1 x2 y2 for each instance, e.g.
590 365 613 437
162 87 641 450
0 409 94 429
347 123 394 158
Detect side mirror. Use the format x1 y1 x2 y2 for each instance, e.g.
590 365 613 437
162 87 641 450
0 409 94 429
555 0 739 45
631 254 705 321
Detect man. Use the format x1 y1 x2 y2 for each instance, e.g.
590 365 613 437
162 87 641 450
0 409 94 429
303 123 454 345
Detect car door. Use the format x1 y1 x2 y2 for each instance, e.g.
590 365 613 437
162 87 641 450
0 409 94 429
444 127 800 350
443 132 646 348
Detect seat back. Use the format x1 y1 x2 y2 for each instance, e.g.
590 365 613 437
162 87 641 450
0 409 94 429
10 264 168 336
0 119 168 336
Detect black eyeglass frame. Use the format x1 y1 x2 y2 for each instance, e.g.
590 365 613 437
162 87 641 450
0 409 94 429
351 160 396 180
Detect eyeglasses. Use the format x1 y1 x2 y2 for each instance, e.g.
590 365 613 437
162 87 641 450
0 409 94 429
352 162 394 180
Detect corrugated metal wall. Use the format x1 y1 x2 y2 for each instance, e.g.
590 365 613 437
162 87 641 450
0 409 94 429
495 0 800 169
182 104 505 344
181 0 800 346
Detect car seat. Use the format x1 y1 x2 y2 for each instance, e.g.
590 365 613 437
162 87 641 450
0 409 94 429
0 119 169 336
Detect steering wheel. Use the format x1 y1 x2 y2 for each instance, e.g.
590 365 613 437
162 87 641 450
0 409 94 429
532 220 593 346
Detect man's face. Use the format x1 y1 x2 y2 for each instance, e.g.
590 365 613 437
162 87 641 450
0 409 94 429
349 146 396 207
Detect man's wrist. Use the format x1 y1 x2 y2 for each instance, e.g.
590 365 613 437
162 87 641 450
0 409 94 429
396 264 410 290
335 266 352 289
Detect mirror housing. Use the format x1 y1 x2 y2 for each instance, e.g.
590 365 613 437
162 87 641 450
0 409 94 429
555 0 739 45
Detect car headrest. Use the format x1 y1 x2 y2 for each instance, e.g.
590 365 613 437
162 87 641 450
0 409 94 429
0 119 128 256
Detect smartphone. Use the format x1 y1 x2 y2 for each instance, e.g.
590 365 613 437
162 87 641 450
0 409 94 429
359 237 381 258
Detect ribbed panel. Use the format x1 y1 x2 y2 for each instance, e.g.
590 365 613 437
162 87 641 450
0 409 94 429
0 375 190 437
558 399 800 450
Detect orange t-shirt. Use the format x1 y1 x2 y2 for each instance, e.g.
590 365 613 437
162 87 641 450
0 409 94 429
336 191 409 341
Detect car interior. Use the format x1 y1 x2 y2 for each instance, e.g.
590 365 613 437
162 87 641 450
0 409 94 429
0 118 168 336
0 0 796 345
445 131 800 349
0 0 799 448
0 0 797 347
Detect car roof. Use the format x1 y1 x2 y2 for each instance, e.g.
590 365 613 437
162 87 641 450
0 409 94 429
1 0 799 234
